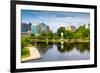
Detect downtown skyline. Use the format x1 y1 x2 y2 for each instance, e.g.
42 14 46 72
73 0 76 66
21 10 90 33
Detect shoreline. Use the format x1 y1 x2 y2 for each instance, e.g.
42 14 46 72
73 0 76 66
32 39 90 43
21 47 41 62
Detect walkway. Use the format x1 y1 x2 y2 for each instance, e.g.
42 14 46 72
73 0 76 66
21 47 41 62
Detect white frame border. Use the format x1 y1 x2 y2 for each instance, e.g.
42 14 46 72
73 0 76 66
16 4 94 69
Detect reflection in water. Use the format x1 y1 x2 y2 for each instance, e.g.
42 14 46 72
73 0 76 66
27 42 90 62
57 43 90 53
57 43 75 53
35 42 53 55
75 43 90 53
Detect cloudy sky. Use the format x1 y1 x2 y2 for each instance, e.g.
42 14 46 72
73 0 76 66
21 10 90 32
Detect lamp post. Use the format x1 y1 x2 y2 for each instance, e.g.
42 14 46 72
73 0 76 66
46 32 48 44
61 32 63 40
61 32 64 44
60 32 64 50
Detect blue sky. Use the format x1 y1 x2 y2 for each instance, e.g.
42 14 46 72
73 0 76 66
21 10 90 32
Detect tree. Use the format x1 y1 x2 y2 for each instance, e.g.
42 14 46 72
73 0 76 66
57 27 65 37
84 29 90 39
74 25 90 39
65 30 74 39
31 33 35 36
35 35 43 39
40 31 47 36
21 38 27 49
54 36 59 39
47 31 53 37
47 31 54 39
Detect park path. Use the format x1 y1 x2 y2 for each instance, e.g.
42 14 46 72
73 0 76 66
21 47 41 62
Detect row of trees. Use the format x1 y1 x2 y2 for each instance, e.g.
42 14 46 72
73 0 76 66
30 25 90 40
30 31 55 39
57 25 90 39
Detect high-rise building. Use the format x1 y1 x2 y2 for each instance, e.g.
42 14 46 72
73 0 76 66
46 26 50 32
31 23 50 35
21 22 31 32
28 22 32 31
31 24 39 35
67 25 76 32
21 22 32 36
39 23 47 32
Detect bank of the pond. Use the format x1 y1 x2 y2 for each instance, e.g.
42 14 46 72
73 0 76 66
32 39 90 43
21 48 30 58
21 47 41 62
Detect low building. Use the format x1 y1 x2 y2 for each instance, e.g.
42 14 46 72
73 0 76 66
21 31 31 36
67 25 76 32
85 24 90 29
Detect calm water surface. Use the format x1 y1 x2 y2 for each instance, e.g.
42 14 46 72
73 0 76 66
26 42 90 62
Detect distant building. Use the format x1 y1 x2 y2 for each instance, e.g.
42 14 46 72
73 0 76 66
21 32 31 36
46 26 50 32
31 23 50 35
28 23 32 31
39 23 47 32
85 24 90 29
67 25 76 32
21 22 32 32
31 24 39 35
21 23 28 32
21 22 32 35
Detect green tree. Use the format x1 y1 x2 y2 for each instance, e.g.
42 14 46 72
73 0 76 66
21 38 27 49
54 36 59 39
47 31 53 37
84 29 90 39
74 25 90 39
47 31 54 39
30 33 35 39
31 33 35 36
38 31 47 39
40 31 47 36
57 27 65 37
65 30 74 39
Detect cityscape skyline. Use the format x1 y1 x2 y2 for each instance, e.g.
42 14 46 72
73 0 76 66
21 10 90 33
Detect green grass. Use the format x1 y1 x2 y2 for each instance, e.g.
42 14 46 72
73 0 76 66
21 48 30 58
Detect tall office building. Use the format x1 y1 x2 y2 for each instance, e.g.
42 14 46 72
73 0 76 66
31 24 39 35
21 22 31 32
39 23 47 32
31 23 50 35
46 26 50 32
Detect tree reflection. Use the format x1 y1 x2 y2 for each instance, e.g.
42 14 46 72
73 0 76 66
75 43 90 53
32 42 90 56
57 42 90 53
34 42 53 55
57 43 74 53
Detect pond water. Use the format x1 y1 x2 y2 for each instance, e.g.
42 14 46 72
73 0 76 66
26 42 90 62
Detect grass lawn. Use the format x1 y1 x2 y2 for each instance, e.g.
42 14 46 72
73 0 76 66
21 48 30 58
